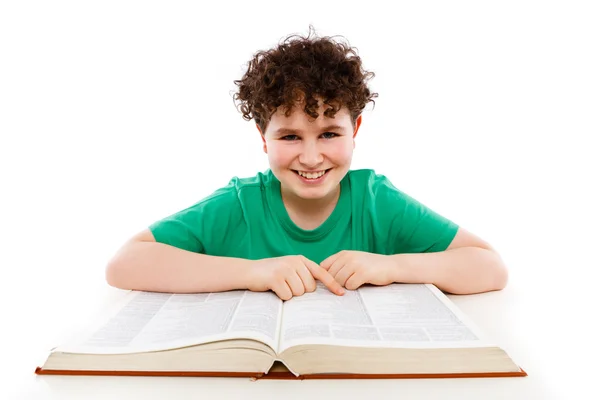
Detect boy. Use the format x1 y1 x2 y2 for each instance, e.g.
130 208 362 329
106 29 508 300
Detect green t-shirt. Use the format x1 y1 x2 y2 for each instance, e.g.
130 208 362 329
149 169 459 264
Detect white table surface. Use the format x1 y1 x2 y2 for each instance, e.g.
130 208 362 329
6 270 597 400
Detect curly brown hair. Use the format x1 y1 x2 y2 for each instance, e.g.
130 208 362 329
233 27 378 133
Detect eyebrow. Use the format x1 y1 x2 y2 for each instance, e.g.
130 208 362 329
274 125 345 135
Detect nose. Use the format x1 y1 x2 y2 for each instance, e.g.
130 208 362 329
298 140 323 168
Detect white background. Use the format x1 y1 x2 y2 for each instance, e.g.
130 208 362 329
1 1 599 399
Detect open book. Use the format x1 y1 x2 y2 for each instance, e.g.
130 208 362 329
36 283 526 379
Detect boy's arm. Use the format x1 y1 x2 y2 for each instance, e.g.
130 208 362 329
389 227 509 295
106 229 254 293
106 229 344 297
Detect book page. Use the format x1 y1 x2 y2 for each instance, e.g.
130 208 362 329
279 283 490 353
56 289 282 354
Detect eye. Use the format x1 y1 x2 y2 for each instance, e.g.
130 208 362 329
322 132 339 139
281 135 299 141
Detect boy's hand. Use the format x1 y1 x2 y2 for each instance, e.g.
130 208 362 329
321 250 397 290
247 255 345 300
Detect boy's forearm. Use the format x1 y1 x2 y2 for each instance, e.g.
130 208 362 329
389 247 508 295
106 241 254 293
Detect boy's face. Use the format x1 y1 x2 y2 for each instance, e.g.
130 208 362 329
261 101 361 202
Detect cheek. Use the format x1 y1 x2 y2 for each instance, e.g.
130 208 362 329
268 145 293 166
328 141 354 160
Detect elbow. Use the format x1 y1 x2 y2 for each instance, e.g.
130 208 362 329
492 266 508 291
105 240 143 290
105 258 131 290
490 251 509 291
105 260 120 288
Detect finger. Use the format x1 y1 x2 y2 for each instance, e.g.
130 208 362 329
271 280 293 301
332 265 355 288
327 257 346 279
295 263 317 292
285 271 306 297
303 258 345 295
344 272 364 290
320 251 341 271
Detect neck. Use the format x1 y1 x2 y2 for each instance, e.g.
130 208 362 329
281 185 341 218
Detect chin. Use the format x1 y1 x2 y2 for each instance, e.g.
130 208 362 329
276 167 345 198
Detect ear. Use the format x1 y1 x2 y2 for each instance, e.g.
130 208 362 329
353 115 362 148
353 115 362 139
257 124 267 153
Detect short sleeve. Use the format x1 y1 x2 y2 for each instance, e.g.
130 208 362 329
149 203 206 253
372 175 459 254
148 183 243 253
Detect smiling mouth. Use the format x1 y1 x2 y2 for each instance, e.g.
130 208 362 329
293 168 332 179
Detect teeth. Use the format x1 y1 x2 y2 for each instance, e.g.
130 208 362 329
297 170 327 179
